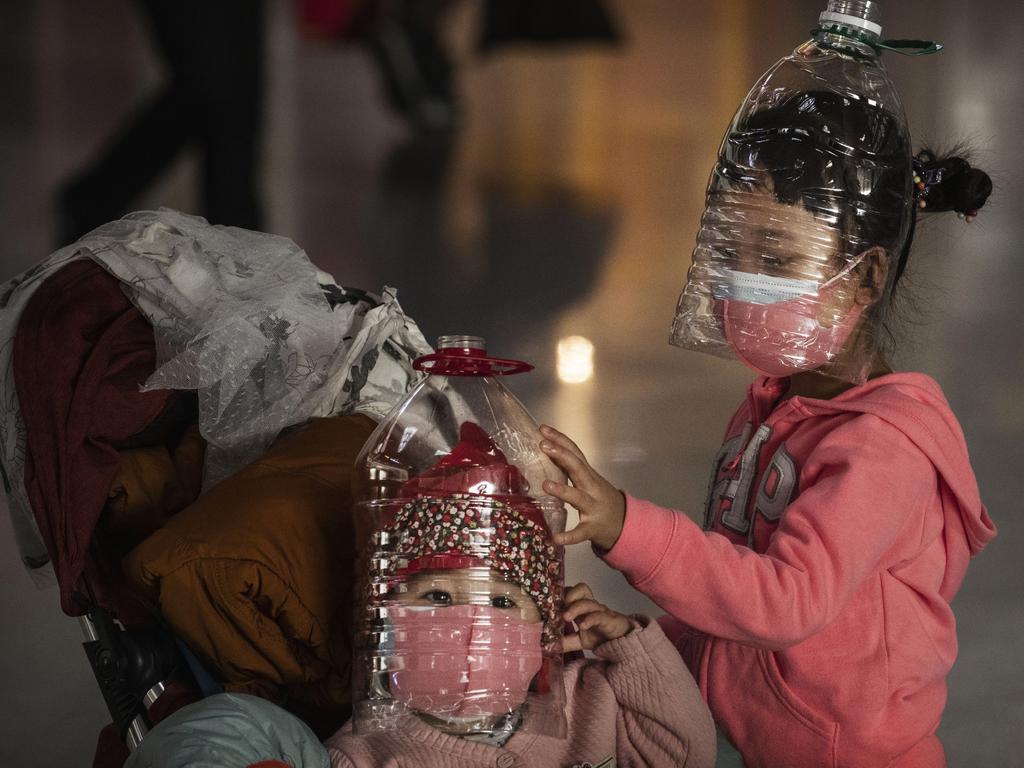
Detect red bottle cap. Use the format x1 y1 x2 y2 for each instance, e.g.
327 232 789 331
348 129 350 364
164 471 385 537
413 335 534 377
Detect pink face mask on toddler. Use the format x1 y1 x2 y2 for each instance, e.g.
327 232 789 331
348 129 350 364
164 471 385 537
712 257 866 377
386 603 544 720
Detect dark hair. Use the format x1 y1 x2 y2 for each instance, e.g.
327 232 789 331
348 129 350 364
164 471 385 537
717 90 993 288
902 148 994 280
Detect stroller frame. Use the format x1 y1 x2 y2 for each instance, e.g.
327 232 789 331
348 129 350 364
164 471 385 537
75 574 192 752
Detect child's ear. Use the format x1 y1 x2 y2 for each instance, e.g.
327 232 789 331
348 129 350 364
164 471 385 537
854 246 889 306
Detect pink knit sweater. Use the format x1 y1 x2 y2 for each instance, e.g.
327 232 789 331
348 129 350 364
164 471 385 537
326 617 716 768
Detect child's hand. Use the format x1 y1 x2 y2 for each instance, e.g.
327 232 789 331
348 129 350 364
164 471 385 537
561 583 634 652
539 424 626 551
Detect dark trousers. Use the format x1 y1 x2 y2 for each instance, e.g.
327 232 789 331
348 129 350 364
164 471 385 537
63 0 265 239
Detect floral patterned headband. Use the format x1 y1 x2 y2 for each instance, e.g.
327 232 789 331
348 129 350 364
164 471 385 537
386 494 562 631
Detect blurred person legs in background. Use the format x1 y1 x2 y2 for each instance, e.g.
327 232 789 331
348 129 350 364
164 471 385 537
298 0 460 132
57 0 266 245
369 0 460 133
361 0 621 133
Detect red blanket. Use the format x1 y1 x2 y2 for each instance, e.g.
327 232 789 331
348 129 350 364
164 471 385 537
14 259 178 617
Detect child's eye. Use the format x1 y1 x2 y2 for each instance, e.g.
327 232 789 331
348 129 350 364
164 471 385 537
421 590 452 605
491 595 517 609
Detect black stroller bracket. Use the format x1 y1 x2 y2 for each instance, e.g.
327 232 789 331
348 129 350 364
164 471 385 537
75 590 187 750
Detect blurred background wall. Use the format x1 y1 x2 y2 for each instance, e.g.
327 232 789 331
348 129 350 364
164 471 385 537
1 0 1021 764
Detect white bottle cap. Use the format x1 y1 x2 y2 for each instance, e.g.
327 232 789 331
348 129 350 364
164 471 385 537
819 10 883 37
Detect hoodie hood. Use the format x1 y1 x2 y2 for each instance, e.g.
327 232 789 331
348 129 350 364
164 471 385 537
769 372 996 557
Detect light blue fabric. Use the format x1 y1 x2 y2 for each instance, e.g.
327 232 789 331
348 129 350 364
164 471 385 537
124 693 329 768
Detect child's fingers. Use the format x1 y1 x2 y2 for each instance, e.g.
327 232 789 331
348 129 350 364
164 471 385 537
563 598 607 623
542 480 592 512
561 633 583 654
577 611 615 632
580 613 631 643
539 425 589 465
563 583 595 605
540 441 594 487
554 523 594 546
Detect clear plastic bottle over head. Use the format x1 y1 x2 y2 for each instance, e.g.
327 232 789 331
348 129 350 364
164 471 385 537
351 335 568 739
671 0 915 383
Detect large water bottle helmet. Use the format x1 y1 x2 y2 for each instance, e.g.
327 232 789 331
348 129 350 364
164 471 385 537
351 336 568 739
670 1 931 382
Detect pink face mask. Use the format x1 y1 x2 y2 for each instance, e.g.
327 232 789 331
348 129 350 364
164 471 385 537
713 259 865 377
386 604 544 719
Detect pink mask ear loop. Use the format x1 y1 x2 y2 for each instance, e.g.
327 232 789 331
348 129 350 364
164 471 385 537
812 249 871 329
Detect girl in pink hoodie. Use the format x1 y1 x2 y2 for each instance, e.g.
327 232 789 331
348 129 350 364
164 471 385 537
539 91 997 766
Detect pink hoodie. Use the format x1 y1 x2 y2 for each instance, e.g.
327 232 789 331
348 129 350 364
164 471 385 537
603 373 996 768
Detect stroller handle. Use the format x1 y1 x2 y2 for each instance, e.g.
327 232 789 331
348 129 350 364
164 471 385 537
78 606 188 751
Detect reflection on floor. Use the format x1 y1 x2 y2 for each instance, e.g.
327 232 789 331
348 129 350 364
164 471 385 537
1 0 1022 764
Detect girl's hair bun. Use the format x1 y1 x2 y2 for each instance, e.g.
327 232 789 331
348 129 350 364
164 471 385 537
914 149 993 216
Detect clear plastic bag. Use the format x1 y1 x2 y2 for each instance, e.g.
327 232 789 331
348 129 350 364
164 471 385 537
671 1 914 382
86 209 431 486
352 336 568 739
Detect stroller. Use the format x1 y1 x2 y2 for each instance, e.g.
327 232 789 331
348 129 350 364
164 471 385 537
0 210 431 766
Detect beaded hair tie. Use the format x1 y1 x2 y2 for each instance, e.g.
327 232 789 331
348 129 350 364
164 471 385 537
912 154 979 222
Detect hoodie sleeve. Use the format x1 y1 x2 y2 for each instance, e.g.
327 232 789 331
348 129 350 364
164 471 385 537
604 414 937 650
582 617 717 768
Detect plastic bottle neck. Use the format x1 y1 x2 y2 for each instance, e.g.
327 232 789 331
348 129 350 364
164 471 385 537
437 335 487 354
814 0 882 58
821 0 882 36
811 30 879 59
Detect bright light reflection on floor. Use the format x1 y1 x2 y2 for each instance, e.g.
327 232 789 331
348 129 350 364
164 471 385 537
557 336 595 384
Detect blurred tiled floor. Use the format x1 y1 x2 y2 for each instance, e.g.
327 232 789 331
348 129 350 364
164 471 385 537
1 1 1022 765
